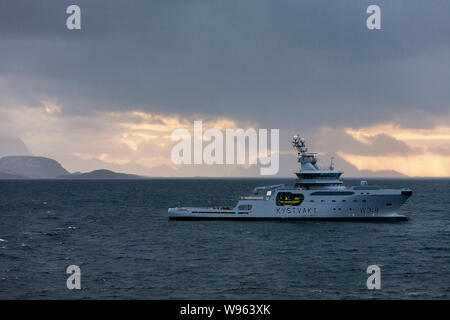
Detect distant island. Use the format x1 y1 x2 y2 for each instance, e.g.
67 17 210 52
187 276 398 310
0 156 146 179
58 169 146 180
0 155 408 179
0 172 27 179
0 156 69 178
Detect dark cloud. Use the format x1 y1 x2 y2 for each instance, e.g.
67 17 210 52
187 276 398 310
1 0 450 129
428 145 450 155
313 128 415 156
359 134 414 155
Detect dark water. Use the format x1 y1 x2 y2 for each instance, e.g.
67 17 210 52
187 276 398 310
0 178 449 299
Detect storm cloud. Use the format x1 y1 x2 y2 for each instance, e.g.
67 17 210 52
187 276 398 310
1 0 450 128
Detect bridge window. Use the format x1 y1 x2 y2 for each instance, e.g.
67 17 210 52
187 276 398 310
238 204 252 210
311 191 354 196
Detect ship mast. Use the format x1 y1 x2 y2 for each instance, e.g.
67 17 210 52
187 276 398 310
292 135 318 168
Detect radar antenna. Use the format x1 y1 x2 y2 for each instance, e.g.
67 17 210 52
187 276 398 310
292 135 307 154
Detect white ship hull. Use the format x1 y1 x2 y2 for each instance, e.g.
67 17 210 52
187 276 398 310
168 188 412 221
168 135 412 222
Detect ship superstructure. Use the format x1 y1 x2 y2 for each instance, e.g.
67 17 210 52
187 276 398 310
292 135 344 190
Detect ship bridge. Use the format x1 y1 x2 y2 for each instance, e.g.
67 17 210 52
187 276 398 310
292 135 344 190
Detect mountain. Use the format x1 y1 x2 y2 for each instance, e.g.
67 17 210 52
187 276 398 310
228 153 407 178
327 154 407 178
0 136 32 158
354 169 407 178
0 156 69 178
58 169 146 179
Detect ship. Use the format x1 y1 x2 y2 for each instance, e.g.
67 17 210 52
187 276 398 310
168 135 412 221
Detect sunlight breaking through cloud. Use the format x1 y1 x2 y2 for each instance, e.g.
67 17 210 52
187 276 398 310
339 123 450 177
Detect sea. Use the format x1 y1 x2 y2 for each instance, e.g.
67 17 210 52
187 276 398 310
0 178 449 299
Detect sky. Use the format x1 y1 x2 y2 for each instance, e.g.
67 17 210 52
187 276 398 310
0 0 449 177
